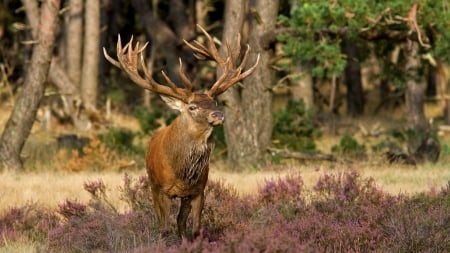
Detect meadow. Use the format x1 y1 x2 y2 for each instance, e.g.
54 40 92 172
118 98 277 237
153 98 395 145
1 162 449 212
0 160 449 252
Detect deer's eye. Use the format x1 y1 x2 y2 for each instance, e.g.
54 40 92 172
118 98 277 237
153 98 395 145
188 105 198 111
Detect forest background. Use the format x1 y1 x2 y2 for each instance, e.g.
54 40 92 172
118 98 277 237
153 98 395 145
0 0 449 252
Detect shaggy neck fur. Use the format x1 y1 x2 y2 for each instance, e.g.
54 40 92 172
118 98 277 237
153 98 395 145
166 114 215 185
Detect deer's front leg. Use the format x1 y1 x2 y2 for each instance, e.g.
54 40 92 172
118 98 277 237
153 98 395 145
177 197 192 239
191 193 204 238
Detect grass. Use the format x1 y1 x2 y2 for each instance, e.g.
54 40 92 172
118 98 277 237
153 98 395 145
1 161 448 214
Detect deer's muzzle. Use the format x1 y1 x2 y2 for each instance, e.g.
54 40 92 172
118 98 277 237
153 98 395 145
209 111 224 126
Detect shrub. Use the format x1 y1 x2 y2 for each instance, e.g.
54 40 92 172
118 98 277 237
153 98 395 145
272 99 321 152
259 174 304 205
331 134 366 159
381 184 450 252
308 171 396 251
133 105 177 133
98 127 144 155
0 203 58 244
48 176 160 252
54 137 136 172
202 180 255 242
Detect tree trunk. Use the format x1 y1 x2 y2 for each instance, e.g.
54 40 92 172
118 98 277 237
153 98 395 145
0 0 61 170
130 0 182 86
22 0 90 129
404 41 428 131
219 0 246 165
290 65 314 109
342 37 364 116
221 0 278 169
81 0 100 111
169 0 194 40
65 0 83 86
21 0 39 39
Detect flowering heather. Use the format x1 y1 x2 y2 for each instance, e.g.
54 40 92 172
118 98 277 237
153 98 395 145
0 203 58 244
259 174 304 205
1 171 449 252
57 199 87 218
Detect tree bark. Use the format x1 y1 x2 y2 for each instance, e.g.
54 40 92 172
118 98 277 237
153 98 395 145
0 0 61 170
81 0 100 111
404 41 428 131
221 0 278 169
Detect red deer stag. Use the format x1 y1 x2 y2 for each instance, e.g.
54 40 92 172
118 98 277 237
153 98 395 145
103 24 259 239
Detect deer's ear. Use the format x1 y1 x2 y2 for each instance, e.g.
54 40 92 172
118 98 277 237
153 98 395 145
160 95 185 111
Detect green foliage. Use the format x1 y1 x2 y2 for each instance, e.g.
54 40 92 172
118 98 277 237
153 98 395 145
132 106 163 133
387 128 435 152
331 134 366 158
441 143 450 157
278 0 450 81
272 99 321 152
132 106 178 134
98 127 144 155
212 124 227 159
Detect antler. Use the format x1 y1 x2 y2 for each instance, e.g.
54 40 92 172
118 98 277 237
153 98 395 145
103 36 193 103
183 24 260 97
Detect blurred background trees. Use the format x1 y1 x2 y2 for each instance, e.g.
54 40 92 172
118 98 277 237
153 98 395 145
0 0 449 170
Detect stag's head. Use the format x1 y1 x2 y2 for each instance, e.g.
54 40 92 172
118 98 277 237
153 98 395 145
103 24 259 129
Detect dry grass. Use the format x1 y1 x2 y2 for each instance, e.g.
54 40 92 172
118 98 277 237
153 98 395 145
0 238 40 253
0 170 133 213
1 162 448 214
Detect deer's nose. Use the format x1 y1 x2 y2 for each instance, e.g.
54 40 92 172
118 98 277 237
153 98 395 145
211 111 224 121
209 111 224 125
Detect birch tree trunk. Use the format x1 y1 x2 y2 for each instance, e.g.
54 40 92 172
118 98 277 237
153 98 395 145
0 0 61 170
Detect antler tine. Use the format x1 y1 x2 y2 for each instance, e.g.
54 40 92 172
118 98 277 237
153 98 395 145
103 35 192 103
183 39 209 60
178 58 193 91
197 24 227 66
182 24 260 97
103 47 121 69
238 53 260 80
207 53 260 96
226 33 241 65
237 44 251 71
161 70 180 91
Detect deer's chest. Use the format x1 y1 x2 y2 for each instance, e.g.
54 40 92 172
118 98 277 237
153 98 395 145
176 143 213 186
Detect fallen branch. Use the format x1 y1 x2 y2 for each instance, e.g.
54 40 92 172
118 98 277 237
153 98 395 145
267 147 336 162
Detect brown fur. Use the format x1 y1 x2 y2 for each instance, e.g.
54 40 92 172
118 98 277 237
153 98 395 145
103 24 259 239
146 93 220 239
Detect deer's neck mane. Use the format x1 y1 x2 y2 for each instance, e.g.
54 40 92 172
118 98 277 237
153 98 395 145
163 116 214 185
